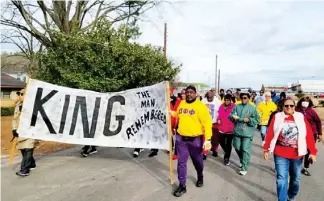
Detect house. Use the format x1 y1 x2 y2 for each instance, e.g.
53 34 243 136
1 73 26 100
1 55 30 83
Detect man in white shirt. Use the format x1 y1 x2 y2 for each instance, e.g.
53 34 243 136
202 90 222 159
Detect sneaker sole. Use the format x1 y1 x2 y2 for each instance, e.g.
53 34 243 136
88 150 98 155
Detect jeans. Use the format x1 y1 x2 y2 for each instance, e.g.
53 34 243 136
274 155 303 201
20 148 36 172
260 126 268 141
219 134 233 159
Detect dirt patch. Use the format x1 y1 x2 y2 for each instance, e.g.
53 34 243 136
314 107 324 121
1 116 75 156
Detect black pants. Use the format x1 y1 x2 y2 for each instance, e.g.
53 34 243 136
134 148 158 152
304 134 317 168
20 148 36 172
219 134 234 159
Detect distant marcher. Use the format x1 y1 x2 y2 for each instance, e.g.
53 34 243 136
257 92 277 146
216 94 235 165
171 86 212 197
12 89 38 177
254 90 265 106
234 88 241 102
263 98 317 201
202 90 222 159
219 89 225 101
296 96 322 176
229 93 260 176
271 90 280 103
276 92 287 108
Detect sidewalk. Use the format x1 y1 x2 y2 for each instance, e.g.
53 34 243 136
1 134 324 201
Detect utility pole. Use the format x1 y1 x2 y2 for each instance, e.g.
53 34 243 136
215 54 218 91
163 23 167 57
217 69 220 93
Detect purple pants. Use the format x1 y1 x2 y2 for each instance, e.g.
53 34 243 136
176 134 204 186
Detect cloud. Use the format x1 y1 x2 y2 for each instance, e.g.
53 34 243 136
137 0 324 89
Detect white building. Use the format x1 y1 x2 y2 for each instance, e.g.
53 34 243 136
291 80 324 93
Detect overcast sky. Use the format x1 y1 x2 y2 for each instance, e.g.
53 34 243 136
136 0 324 89
2 0 324 90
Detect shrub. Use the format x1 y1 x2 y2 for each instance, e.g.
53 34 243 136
319 100 324 107
1 107 15 116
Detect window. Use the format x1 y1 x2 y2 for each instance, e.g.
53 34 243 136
1 91 11 99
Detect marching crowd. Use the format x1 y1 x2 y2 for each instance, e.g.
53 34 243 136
11 85 322 201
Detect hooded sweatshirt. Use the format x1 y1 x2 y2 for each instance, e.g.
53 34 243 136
229 103 260 138
217 103 235 134
296 107 322 136
257 101 277 126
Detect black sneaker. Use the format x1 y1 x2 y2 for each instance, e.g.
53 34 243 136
148 150 158 157
81 151 88 157
212 150 218 157
173 185 187 197
29 165 36 171
88 148 98 155
203 154 207 160
16 170 30 177
133 149 144 158
301 168 311 176
196 177 203 187
224 158 230 166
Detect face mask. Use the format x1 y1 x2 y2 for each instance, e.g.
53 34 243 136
301 101 309 108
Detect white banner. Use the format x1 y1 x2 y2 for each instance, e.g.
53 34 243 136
18 79 169 150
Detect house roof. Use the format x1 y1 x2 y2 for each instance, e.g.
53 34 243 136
1 73 26 88
1 55 29 73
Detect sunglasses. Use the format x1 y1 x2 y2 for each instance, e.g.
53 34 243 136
284 105 295 108
241 97 248 100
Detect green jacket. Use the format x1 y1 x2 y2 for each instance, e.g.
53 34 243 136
229 103 260 138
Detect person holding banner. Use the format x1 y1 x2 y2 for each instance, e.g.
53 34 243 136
171 86 212 197
12 89 38 177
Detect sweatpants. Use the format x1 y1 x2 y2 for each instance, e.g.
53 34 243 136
233 135 253 171
211 126 220 151
219 133 234 159
20 148 36 172
176 134 203 186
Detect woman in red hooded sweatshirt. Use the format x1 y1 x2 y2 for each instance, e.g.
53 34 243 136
295 96 322 176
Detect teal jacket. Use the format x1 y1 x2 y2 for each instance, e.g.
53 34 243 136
229 103 260 138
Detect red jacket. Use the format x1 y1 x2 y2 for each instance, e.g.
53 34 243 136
170 98 182 132
264 114 317 159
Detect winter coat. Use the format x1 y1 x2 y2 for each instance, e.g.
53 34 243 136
216 103 235 134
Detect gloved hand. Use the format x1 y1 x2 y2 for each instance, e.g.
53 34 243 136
12 129 19 138
203 140 212 150
10 129 19 142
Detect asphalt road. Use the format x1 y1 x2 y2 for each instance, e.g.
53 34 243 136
1 133 324 201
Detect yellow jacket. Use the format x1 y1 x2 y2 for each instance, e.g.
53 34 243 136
173 100 213 140
257 101 277 125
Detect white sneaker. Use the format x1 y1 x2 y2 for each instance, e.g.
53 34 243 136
262 141 265 146
239 170 247 176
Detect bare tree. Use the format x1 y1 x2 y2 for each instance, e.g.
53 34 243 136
1 0 161 48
